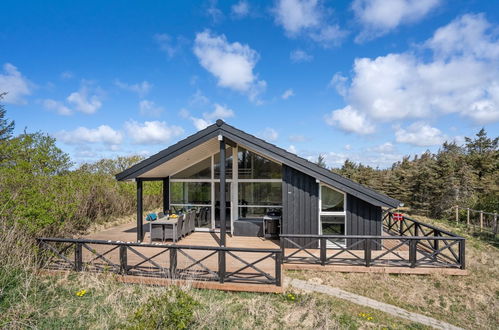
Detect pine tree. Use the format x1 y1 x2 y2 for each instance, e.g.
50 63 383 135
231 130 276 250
0 93 15 141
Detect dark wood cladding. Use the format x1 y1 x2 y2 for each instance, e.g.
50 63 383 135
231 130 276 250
346 194 382 249
282 165 319 248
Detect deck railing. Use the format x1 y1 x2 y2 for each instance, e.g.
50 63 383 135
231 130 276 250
37 238 282 286
281 232 465 269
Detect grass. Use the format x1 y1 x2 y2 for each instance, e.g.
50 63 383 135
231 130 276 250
288 213 499 330
1 270 429 329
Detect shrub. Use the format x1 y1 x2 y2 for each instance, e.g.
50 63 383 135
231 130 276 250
125 286 199 330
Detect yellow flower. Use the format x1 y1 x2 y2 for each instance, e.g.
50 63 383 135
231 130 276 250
76 289 87 297
367 317 373 321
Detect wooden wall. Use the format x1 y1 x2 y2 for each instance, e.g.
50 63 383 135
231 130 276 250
281 165 319 248
346 194 382 249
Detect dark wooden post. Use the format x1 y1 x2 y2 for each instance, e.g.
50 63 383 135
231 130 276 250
275 252 282 286
119 245 127 274
218 250 226 283
459 240 466 270
219 138 226 247
170 248 177 278
409 239 417 268
75 243 83 272
136 179 144 242
320 238 326 265
364 239 371 267
163 177 170 215
280 237 286 263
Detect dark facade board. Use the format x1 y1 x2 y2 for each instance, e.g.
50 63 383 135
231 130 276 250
346 193 382 249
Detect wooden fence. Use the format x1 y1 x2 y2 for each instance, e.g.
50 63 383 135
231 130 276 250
453 206 498 235
37 238 282 286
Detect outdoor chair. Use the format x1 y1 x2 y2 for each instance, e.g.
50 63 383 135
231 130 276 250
188 210 195 233
181 212 190 237
176 214 185 240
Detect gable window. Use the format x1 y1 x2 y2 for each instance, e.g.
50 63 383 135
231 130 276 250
319 184 346 247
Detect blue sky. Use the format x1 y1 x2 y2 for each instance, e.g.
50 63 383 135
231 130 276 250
1 0 498 168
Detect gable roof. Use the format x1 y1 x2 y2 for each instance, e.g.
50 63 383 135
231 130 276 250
116 120 401 208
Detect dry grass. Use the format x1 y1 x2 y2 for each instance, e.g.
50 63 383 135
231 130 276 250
288 213 499 329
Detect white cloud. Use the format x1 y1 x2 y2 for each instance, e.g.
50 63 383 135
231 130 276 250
58 125 123 145
115 80 152 97
189 90 210 106
139 100 164 117
352 0 441 42
287 145 297 154
370 142 395 153
273 0 346 47
324 105 375 135
204 103 235 120
154 34 187 58
206 0 224 23
60 71 73 80
232 1 250 18
193 30 266 102
0 63 32 104
188 103 235 130
67 85 102 114
43 99 72 116
281 89 294 99
124 120 184 144
290 49 313 63
331 14 499 129
395 122 447 147
289 134 307 142
344 144 352 151
260 127 279 142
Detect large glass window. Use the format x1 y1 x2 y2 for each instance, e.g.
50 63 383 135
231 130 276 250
170 182 211 205
238 182 281 206
214 147 233 179
172 157 211 179
238 147 281 179
321 185 344 212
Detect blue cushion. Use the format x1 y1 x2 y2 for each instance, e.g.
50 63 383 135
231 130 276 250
145 213 157 221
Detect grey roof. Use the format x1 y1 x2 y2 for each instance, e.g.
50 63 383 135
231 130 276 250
116 120 401 208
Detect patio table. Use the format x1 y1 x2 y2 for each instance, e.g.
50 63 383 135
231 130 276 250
150 217 179 243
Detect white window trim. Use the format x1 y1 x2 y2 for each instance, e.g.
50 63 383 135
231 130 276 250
318 183 347 248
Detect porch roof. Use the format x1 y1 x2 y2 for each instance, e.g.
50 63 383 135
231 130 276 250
115 120 401 208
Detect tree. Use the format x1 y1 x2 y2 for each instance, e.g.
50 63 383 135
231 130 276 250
0 93 15 141
316 154 327 168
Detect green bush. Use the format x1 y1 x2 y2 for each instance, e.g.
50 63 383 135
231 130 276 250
125 286 199 330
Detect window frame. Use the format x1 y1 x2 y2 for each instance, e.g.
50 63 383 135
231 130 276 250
318 183 347 248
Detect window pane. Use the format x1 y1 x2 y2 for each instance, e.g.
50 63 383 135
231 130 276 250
238 147 281 179
320 215 345 235
238 207 281 219
238 182 282 206
214 147 233 179
170 182 211 204
321 186 344 212
172 157 211 179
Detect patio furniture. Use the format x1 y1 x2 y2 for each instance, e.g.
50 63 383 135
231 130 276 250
149 215 183 243
175 214 185 240
188 210 195 233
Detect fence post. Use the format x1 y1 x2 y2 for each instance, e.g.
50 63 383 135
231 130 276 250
74 243 83 272
364 239 371 267
455 205 459 223
275 252 282 287
119 245 127 274
169 248 177 278
459 239 466 270
480 211 483 232
494 214 498 235
218 250 226 283
280 237 286 263
467 208 470 226
320 238 326 266
409 239 417 268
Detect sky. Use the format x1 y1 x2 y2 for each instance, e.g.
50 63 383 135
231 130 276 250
1 0 498 168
